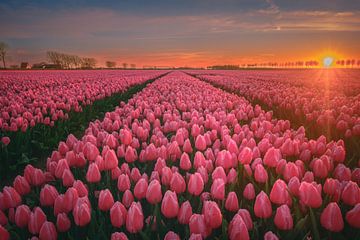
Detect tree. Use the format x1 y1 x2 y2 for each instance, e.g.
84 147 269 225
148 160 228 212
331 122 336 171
122 63 128 69
82 58 97 69
106 61 116 68
0 42 9 69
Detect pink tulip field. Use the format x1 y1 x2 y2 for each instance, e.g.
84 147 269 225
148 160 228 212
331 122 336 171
0 70 360 240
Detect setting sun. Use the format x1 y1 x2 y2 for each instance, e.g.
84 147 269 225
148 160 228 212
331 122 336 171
323 56 334 68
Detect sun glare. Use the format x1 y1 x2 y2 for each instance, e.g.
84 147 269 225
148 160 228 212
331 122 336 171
323 57 334 68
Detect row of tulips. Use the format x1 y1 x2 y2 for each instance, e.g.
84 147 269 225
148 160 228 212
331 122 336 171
0 70 167 138
0 71 359 240
186 69 360 140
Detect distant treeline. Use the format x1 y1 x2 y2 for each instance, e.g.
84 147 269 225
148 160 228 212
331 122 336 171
208 65 241 70
47 51 97 69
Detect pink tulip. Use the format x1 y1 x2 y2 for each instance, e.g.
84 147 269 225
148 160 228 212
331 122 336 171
15 204 31 228
117 174 131 192
320 202 344 232
228 213 249 240
225 192 239 212
0 225 10 240
345 203 360 228
13 176 31 196
270 179 292 206
111 232 128 240
189 214 211 238
237 209 253 230
122 189 134 208
254 164 268 183
195 135 207 151
264 231 279 240
170 172 186 194
178 200 192 224
86 163 101 183
104 149 118 170
40 184 59 207
98 189 114 211
238 147 253 165
126 202 144 233
211 178 225 200
254 191 272 219
299 181 322 208
28 207 46 234
164 231 180 240
274 205 293 230
161 191 179 218
203 201 222 229
134 178 148 200
56 213 71 232
39 221 57 240
110 202 127 228
146 179 162 204
188 173 204 196
263 147 281 167
341 181 360 206
73 199 91 227
243 183 255 200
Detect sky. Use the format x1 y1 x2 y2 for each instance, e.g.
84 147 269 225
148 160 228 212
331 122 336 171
0 0 359 68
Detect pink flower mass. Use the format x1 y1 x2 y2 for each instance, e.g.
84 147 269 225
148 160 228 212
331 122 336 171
0 70 360 239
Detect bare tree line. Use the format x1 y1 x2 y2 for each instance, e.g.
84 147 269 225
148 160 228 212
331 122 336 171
46 51 97 69
0 42 8 68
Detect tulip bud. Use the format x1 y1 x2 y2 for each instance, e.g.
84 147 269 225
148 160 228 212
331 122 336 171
299 181 322 208
254 164 268 183
345 203 360 228
243 183 255 200
189 214 211 238
203 201 222 229
320 202 344 232
146 180 162 204
56 213 71 232
15 204 31 228
270 179 292 206
73 199 91 227
238 147 253 165
195 135 206 151
98 189 114 211
178 200 192 224
263 147 281 167
13 176 31 196
126 202 144 233
164 231 180 240
39 221 57 240
0 225 10 240
188 173 204 196
117 174 131 192
110 202 127 228
225 192 239 212
228 214 249 240
111 232 128 240
161 191 179 218
341 181 360 206
264 231 279 240
86 163 101 183
104 149 118 170
170 172 186 194
40 184 59 207
211 178 225 200
28 207 46 234
274 205 293 230
254 191 272 219
134 178 148 200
